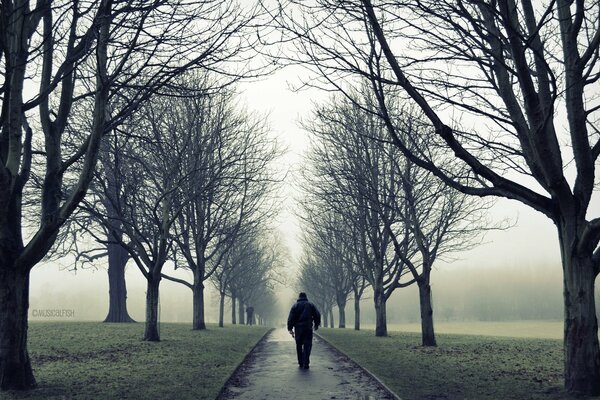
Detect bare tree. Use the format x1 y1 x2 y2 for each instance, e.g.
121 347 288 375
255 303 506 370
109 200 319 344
382 114 493 346
227 234 282 325
300 209 357 328
304 94 412 336
83 98 204 341
297 253 336 327
348 223 369 331
212 235 252 328
158 86 280 330
1 1 111 389
272 0 600 393
251 287 279 326
304 89 491 342
212 229 284 328
1 0 265 389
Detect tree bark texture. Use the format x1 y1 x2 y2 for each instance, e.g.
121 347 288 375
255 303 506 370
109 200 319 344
143 277 161 341
418 282 436 346
374 285 387 337
337 302 346 328
104 243 135 323
192 281 206 330
0 268 35 390
354 296 361 331
231 296 237 324
219 292 225 328
560 223 600 395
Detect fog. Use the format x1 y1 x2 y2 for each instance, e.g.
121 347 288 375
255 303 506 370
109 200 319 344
29 195 600 325
28 66 600 327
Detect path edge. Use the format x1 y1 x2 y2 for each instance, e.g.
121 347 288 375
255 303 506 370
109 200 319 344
215 327 274 400
316 332 403 400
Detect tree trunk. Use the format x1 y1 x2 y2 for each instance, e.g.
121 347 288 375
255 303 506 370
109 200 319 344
323 309 329 327
418 281 436 346
560 224 600 395
354 295 361 331
329 308 334 328
0 267 36 390
104 243 135 323
374 285 387 337
232 296 236 324
337 301 346 328
219 292 225 328
192 280 206 330
238 301 245 325
144 276 161 341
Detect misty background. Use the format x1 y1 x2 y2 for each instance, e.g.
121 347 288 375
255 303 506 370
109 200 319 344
27 67 600 327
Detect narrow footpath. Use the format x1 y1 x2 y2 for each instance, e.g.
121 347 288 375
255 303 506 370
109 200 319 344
218 328 398 400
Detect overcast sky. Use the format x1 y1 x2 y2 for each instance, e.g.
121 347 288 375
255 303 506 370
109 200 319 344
238 66 573 268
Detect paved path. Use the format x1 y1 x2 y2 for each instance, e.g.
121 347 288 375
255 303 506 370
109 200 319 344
219 328 397 400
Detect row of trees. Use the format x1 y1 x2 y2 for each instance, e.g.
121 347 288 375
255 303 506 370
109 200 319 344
70 80 282 340
271 0 600 394
0 0 275 390
298 89 489 344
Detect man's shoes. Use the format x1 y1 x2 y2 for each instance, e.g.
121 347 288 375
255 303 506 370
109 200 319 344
303 365 309 370
298 364 303 368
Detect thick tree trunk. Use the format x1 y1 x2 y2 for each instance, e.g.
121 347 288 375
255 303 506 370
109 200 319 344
238 301 245 325
323 309 329 327
418 281 436 346
337 300 346 328
104 243 135 323
219 292 225 328
329 308 334 328
231 296 237 324
144 277 161 341
560 225 600 395
354 295 361 331
374 285 387 337
192 280 206 330
0 267 36 390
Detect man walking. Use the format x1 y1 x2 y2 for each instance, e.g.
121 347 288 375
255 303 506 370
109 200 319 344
246 305 254 325
287 292 321 369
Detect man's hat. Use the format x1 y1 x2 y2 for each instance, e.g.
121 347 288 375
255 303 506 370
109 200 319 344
299 292 307 299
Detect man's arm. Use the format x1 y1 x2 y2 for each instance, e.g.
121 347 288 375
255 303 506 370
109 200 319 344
312 304 321 330
287 304 297 332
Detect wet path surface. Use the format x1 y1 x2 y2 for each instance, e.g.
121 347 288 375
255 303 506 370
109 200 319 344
218 328 397 400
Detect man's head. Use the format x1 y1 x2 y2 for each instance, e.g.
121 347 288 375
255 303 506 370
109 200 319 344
299 292 307 300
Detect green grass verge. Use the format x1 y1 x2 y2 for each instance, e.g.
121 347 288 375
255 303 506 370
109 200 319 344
377 320 564 340
5 322 269 400
318 328 600 400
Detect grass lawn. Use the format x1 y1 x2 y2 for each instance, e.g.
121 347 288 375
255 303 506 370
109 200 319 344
380 320 564 340
319 328 600 400
5 322 269 400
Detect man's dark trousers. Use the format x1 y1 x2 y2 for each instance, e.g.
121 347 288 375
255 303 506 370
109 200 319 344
295 326 313 367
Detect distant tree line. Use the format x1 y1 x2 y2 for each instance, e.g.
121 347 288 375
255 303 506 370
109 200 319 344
69 77 283 340
298 88 491 345
341 266 600 324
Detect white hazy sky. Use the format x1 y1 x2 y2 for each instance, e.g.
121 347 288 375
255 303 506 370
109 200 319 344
238 65 576 269
29 62 598 322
